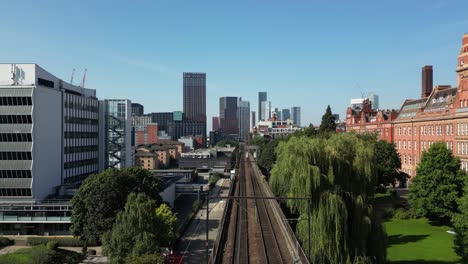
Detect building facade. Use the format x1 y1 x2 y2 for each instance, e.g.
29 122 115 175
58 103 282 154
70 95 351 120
250 111 256 132
212 116 220 131
183 72 206 145
131 103 144 116
150 112 173 132
260 101 271 121
102 99 132 169
368 93 379 110
238 98 250 141
0 64 100 202
219 96 239 139
282 108 290 121
291 106 301 127
258 92 267 122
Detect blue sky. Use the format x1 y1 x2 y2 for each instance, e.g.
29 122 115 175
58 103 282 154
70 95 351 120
1 0 468 127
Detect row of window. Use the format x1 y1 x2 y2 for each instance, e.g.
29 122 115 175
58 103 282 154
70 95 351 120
0 115 32 124
64 158 98 169
457 142 468 155
0 152 32 160
402 154 417 165
397 124 454 137
65 116 98 126
64 132 98 139
0 97 32 106
64 101 99 113
0 170 31 178
0 188 31 197
0 133 32 142
64 145 98 154
397 140 453 151
63 171 98 183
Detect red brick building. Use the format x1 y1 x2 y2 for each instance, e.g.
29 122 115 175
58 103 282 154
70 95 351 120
346 34 468 180
135 123 158 145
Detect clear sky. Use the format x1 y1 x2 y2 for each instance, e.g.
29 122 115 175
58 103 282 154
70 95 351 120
1 0 468 128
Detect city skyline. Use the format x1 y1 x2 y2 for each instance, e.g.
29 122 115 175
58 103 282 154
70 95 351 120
2 1 468 128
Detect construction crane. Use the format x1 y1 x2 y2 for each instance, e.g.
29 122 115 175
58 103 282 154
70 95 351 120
80 69 87 88
70 68 75 84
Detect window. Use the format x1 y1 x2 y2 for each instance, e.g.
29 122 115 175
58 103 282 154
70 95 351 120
398 141 401 149
0 97 32 106
414 141 417 150
0 152 32 160
408 155 412 165
399 127 401 135
0 188 32 197
0 170 31 178
403 128 406 135
37 78 54 88
408 127 411 135
408 140 411 150
0 115 32 124
0 133 32 142
403 155 406 164
403 141 406 149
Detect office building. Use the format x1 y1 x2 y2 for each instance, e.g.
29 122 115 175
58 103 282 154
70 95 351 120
368 93 379 110
282 109 290 121
131 103 144 116
250 111 256 132
260 101 271 121
102 99 133 169
291 106 301 127
254 119 302 139
258 92 267 122
212 116 220 131
167 120 205 147
173 111 184 121
0 64 100 201
219 97 239 139
238 98 250 141
150 112 173 131
183 72 207 145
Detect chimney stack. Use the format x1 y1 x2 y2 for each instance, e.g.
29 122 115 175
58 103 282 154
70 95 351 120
422 65 433 98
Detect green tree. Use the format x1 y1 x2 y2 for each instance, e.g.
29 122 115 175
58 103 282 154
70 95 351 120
409 142 466 223
270 133 386 263
319 105 336 133
452 179 468 261
103 193 177 264
374 140 407 187
71 167 163 245
125 254 165 264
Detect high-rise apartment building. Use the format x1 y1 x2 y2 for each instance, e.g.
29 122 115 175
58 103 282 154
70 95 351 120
0 64 101 201
260 101 271 121
291 106 301 127
102 99 132 169
250 111 256 132
183 72 206 144
258 92 267 122
131 103 144 116
219 97 239 139
282 109 291 121
237 98 250 141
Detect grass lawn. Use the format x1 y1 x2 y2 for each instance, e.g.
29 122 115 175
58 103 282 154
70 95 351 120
385 218 461 263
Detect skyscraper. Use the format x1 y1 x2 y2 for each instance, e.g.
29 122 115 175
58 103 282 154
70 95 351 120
258 92 267 122
212 116 220 131
219 96 239 139
131 103 144 116
282 109 291 121
237 98 250 141
273 107 281 120
291 106 301 127
260 101 271 121
183 72 206 145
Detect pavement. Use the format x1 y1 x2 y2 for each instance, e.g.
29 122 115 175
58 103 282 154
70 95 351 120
174 177 231 264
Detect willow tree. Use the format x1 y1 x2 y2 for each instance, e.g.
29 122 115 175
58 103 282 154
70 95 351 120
270 133 386 264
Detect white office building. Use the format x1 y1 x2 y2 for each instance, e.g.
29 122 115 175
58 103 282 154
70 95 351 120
0 64 101 202
260 100 271 121
368 92 379 110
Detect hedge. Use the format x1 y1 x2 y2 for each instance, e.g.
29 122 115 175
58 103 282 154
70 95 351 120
27 237 97 247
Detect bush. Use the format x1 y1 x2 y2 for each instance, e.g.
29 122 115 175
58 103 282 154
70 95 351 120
376 185 387 194
27 237 97 247
393 208 418 220
389 188 398 199
381 208 395 219
47 241 59 251
30 245 55 264
125 254 165 264
208 174 221 188
0 236 14 248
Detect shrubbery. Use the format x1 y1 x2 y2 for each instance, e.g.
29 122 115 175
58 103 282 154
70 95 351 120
27 237 97 247
381 208 395 219
393 208 418 220
0 236 13 248
208 173 221 188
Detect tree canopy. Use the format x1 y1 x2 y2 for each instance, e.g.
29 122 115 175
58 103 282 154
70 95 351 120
374 140 407 187
270 133 386 263
319 105 336 133
102 193 176 264
453 178 468 262
71 167 163 245
409 142 466 223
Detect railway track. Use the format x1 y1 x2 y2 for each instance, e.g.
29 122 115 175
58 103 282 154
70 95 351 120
220 147 297 264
